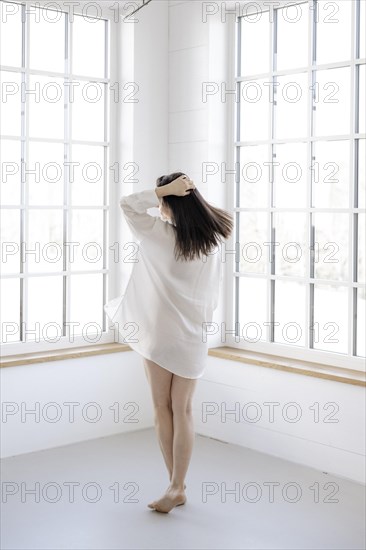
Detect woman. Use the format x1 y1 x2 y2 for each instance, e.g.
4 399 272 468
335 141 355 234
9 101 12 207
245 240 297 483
104 172 233 513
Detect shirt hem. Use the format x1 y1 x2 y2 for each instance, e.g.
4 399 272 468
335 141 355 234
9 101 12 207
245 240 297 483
127 340 205 380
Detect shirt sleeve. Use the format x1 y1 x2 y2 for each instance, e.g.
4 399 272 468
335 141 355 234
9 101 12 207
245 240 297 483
119 188 160 241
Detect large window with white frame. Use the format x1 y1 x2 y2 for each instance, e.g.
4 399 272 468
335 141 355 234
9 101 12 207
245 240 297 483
0 0 113 354
233 0 365 370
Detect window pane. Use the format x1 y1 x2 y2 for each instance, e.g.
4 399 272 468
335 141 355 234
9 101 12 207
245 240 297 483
239 277 267 342
313 284 348 354
27 210 63 273
27 276 63 342
358 213 365 284
239 212 267 274
28 142 64 206
274 212 307 278
1 139 21 205
0 1 22 67
0 209 20 274
0 4 110 349
235 0 363 363
359 64 365 135
275 73 308 140
0 71 21 136
358 139 365 209
312 139 350 208
314 67 351 137
276 3 308 71
313 213 349 282
274 280 306 347
72 15 106 78
70 210 104 271
69 273 104 336
273 142 307 208
239 79 270 141
71 145 105 206
0 278 20 343
71 81 105 142
316 0 352 65
28 75 64 140
239 145 269 208
29 7 65 73
357 287 366 357
240 13 269 76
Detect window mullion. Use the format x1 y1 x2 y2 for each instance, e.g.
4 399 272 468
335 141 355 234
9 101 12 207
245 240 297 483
268 5 276 344
63 9 70 338
349 0 357 356
21 2 31 344
234 16 241 339
102 18 109 334
306 0 315 351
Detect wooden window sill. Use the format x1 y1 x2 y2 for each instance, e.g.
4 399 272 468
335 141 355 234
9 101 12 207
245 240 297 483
0 344 364 387
208 346 365 387
0 343 131 368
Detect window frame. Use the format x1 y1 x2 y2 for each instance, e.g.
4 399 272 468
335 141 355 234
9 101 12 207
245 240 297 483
227 0 365 372
0 0 120 356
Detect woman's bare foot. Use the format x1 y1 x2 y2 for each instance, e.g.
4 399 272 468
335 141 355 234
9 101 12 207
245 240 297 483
148 486 186 513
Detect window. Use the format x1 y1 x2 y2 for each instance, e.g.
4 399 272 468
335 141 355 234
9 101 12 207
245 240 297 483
234 0 365 369
0 1 112 354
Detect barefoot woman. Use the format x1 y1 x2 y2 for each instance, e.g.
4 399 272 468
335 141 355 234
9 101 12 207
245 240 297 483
104 173 233 513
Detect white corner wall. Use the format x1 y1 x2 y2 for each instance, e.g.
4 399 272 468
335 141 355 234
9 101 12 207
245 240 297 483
132 0 169 186
168 0 232 351
193 357 366 484
1 351 154 458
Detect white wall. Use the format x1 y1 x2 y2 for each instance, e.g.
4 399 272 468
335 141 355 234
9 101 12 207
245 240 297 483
193 357 365 484
168 0 233 350
132 0 169 187
3 349 364 484
1 351 154 457
110 0 169 298
168 0 209 185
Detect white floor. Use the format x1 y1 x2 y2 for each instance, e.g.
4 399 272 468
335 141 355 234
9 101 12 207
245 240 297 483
1 427 365 550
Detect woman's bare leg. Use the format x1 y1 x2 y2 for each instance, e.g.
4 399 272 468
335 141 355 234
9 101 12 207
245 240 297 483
148 372 198 513
143 358 174 481
170 373 197 489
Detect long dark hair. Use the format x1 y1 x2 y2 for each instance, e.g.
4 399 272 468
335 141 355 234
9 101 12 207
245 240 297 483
156 171 234 262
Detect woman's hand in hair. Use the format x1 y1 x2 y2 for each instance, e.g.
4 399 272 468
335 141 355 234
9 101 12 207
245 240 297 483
168 175 196 197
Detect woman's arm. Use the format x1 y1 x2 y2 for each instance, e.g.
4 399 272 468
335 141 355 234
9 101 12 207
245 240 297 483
119 176 195 242
119 188 160 242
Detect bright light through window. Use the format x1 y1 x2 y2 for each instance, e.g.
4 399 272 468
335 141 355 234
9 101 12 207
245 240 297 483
235 0 366 365
0 1 110 348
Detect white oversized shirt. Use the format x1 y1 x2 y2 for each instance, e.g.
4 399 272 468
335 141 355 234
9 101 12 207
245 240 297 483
104 188 223 379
